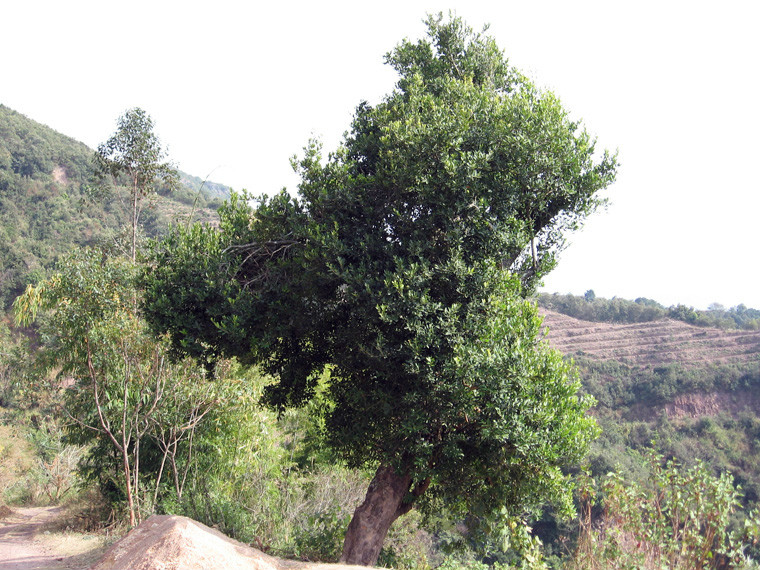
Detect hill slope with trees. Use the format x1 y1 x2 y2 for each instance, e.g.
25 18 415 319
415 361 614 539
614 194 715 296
0 104 229 309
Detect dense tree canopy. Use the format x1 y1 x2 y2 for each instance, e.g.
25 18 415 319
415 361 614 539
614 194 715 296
142 14 617 566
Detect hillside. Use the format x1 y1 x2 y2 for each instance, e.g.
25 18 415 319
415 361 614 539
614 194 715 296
539 302 760 504
541 309 760 369
0 104 230 309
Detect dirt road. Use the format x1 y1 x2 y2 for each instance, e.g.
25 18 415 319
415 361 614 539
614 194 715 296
0 506 105 570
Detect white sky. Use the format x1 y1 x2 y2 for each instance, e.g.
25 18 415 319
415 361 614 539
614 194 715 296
2 0 759 309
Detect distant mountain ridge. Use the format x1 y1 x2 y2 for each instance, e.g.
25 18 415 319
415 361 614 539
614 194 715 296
0 104 231 310
179 172 231 200
538 291 760 330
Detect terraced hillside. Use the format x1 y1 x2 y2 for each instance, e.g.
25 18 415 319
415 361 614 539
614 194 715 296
540 308 760 369
539 305 760 503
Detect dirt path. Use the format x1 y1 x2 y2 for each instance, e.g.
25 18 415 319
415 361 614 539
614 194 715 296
0 506 106 570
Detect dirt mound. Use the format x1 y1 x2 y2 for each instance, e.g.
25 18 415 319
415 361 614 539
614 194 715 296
89 514 371 570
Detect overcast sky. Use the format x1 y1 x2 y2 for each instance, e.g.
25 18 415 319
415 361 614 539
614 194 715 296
3 0 759 309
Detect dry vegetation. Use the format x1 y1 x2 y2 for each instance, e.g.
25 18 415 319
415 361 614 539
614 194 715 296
0 424 34 503
540 308 760 369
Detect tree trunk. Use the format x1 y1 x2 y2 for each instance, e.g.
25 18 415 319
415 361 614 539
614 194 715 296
131 176 139 263
339 464 413 566
121 445 136 527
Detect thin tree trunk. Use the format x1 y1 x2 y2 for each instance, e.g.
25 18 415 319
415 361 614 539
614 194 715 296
131 176 139 263
179 424 196 499
87 340 136 526
133 438 142 523
153 439 170 508
121 347 138 525
339 464 414 566
121 381 138 527
121 446 136 527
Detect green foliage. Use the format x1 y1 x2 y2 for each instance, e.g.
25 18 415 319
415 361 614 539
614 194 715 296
290 502 353 562
93 108 176 194
577 355 760 514
579 358 760 409
165 363 371 557
92 108 179 261
533 292 760 567
143 20 615 558
539 293 668 324
0 318 33 408
571 453 760 570
434 517 550 570
0 105 92 183
0 104 103 309
13 247 220 525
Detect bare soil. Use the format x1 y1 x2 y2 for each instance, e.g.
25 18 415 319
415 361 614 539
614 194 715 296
52 166 68 186
0 506 108 570
540 308 760 369
89 514 372 570
0 507 373 570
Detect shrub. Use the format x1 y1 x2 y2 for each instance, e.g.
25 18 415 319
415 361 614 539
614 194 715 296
570 453 760 570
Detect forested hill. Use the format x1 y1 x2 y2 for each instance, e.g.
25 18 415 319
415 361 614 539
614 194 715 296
538 291 760 330
0 104 230 310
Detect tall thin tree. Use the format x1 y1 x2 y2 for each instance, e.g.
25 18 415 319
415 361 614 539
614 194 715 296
93 108 177 262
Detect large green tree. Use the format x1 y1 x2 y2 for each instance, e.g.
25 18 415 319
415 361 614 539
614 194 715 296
142 15 617 566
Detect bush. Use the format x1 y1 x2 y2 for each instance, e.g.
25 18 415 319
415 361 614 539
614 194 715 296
570 453 760 570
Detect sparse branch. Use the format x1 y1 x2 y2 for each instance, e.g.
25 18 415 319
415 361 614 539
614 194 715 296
86 339 120 452
223 237 301 288
223 237 300 260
